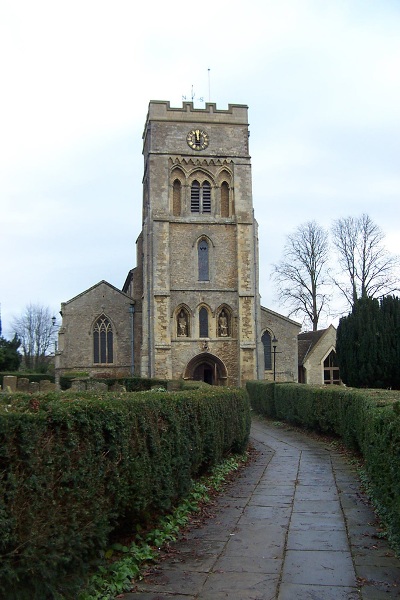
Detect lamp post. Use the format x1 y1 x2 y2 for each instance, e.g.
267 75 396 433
51 316 58 352
272 336 278 381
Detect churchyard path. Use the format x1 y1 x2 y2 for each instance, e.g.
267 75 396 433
121 415 400 599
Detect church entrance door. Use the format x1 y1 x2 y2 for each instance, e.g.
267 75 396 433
184 353 227 386
193 363 214 384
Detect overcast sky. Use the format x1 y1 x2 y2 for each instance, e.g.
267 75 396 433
1 0 399 336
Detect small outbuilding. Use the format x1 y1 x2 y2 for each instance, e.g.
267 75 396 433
298 325 341 385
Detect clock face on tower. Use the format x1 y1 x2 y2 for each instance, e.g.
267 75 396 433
186 129 209 151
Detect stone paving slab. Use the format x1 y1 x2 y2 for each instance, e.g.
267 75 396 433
122 417 400 599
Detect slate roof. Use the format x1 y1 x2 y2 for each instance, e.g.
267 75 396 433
298 329 328 365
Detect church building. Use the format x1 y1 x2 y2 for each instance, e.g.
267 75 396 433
55 101 300 387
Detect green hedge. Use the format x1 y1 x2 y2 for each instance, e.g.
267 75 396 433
0 387 250 599
247 381 400 553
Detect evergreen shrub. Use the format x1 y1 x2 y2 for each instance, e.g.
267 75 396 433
0 387 250 599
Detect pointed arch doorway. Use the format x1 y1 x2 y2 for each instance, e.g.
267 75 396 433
184 353 228 386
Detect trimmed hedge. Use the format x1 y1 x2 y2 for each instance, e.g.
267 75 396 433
0 387 250 599
247 381 400 553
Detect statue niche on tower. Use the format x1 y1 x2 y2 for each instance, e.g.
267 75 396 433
218 309 229 337
177 309 189 337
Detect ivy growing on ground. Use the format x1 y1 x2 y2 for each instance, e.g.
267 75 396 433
79 455 247 600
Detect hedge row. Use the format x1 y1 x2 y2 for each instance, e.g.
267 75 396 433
247 381 400 553
0 388 250 599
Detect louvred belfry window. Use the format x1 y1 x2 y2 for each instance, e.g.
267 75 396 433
191 180 211 213
191 181 200 212
202 182 211 212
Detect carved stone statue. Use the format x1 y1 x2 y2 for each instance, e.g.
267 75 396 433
178 310 188 337
218 310 228 337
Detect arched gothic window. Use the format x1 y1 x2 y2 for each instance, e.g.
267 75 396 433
93 315 113 364
172 179 181 216
221 182 229 217
191 180 211 213
323 350 341 385
198 238 209 281
199 307 209 338
262 331 272 370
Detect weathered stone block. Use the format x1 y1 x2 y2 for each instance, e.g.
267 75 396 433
17 378 30 392
39 380 56 392
3 376 17 392
109 383 126 392
87 381 108 392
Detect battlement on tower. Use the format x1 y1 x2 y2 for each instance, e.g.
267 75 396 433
144 100 248 129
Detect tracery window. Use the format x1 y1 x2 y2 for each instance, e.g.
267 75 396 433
199 307 209 338
93 315 113 364
172 179 182 216
262 331 272 370
191 180 211 213
198 238 209 281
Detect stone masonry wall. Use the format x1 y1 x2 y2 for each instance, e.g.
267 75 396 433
57 282 134 377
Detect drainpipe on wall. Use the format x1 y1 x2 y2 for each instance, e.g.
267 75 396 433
129 304 135 376
253 211 261 379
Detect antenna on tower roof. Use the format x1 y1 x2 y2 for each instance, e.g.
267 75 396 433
208 68 211 102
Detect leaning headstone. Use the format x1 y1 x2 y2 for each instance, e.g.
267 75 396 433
17 378 30 392
29 382 40 393
3 376 17 392
40 380 56 392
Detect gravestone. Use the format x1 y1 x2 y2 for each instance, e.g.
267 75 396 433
17 378 30 392
3 376 17 392
40 380 56 392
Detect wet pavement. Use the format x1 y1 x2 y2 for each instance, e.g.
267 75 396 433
121 416 400 599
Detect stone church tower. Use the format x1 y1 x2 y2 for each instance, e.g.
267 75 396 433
56 101 300 387
128 101 262 387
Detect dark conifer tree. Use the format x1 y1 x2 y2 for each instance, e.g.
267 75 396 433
337 295 400 389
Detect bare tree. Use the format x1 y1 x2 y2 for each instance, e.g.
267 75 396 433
12 304 56 371
331 214 400 308
272 221 331 331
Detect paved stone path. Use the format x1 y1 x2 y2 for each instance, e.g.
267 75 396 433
122 417 400 599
